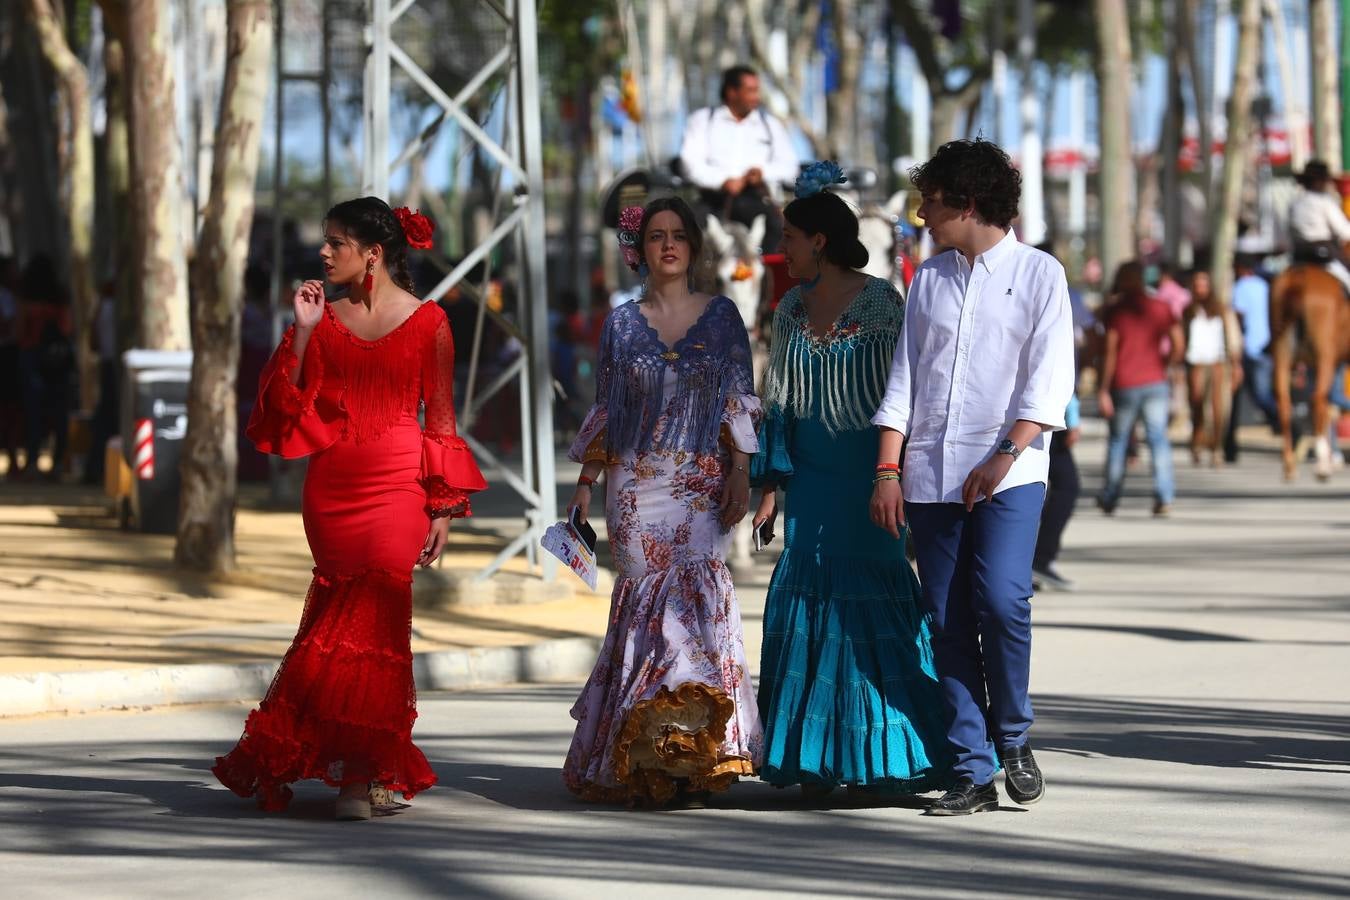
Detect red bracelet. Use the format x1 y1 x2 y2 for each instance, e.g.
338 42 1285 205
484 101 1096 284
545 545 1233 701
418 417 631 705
875 463 901 472
578 474 596 488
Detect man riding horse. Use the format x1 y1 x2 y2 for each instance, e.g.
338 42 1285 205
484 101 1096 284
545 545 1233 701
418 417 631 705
678 65 798 254
1288 160 1350 297
1271 160 1350 481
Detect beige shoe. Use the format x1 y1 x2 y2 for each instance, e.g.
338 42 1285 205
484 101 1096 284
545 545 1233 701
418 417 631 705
368 784 396 809
336 783 372 821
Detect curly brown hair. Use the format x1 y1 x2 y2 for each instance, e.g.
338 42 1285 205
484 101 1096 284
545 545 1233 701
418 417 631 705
909 139 1022 230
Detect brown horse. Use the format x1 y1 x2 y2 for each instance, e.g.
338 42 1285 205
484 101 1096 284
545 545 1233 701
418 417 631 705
1269 258 1350 481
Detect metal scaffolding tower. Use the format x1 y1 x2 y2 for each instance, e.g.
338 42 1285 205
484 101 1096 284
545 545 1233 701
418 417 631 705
362 0 556 581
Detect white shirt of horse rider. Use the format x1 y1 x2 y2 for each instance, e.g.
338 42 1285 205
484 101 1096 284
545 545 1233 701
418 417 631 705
1289 188 1350 292
678 105 799 196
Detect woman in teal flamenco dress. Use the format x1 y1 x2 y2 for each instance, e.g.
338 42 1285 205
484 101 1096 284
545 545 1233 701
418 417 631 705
750 165 953 798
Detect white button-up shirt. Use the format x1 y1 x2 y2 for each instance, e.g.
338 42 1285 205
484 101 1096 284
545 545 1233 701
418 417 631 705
1289 189 1350 244
872 231 1076 504
678 105 800 192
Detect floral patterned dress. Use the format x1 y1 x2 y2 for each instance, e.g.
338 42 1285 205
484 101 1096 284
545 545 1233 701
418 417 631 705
563 295 764 806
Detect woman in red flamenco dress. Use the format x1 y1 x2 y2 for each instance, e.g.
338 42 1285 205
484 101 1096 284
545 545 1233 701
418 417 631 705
213 197 486 820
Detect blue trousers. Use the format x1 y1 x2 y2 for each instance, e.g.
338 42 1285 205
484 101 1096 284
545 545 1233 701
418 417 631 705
906 483 1045 785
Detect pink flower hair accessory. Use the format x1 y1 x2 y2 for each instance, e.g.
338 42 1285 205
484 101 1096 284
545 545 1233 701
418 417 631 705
617 205 645 273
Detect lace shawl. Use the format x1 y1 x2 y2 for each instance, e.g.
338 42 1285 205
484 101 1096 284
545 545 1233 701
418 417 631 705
592 296 755 456
761 276 905 434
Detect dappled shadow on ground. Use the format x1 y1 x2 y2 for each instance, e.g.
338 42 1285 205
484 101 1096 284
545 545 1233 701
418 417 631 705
1063 536 1350 572
1035 621 1350 646
1034 694 1350 775
0 744 1342 898
1 689 1348 897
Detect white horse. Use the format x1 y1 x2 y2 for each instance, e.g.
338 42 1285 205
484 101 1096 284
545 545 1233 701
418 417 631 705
704 214 767 333
857 189 909 293
703 213 769 572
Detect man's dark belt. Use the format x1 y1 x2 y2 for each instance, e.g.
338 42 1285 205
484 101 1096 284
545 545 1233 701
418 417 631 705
1291 240 1340 265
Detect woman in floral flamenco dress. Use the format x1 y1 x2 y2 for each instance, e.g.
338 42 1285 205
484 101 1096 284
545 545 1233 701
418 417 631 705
213 197 486 820
563 198 764 807
750 165 952 799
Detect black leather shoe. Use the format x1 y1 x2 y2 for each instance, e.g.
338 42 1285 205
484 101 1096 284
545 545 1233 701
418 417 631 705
1000 743 1044 805
923 779 999 816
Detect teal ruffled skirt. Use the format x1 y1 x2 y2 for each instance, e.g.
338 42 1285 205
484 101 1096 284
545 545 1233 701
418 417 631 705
754 415 954 791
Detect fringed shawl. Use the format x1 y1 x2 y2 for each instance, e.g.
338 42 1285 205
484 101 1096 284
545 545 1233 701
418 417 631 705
593 296 754 456
761 276 905 434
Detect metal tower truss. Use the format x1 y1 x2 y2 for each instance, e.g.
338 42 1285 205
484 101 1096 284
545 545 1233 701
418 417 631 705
363 0 556 581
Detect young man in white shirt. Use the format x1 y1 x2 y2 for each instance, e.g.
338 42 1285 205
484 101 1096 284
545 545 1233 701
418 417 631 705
677 65 799 252
870 139 1075 815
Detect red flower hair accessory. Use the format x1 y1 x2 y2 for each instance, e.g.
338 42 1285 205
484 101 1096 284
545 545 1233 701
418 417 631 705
395 206 435 250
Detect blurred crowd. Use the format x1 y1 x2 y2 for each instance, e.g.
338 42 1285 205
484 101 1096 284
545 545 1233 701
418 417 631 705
0 253 77 482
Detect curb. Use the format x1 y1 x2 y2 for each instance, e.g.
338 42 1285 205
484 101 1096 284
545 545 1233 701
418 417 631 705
413 566 615 607
0 636 602 719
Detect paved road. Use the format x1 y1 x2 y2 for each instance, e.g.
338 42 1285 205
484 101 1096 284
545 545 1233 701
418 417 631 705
2 440 1349 898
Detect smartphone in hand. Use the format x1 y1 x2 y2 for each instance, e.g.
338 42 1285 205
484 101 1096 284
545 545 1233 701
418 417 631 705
753 510 777 552
569 505 598 553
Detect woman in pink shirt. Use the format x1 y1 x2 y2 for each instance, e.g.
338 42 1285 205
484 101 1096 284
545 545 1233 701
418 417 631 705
1097 261 1185 516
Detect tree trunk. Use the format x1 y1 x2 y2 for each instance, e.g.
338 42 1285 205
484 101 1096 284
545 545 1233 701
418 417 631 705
0 6 63 261
644 0 667 166
1093 0 1134 283
743 0 824 154
827 0 861 162
1016 0 1045 245
1209 0 1262 306
1263 0 1308 172
1160 0 1186 262
0 87 14 255
1309 0 1341 170
1039 67 1060 245
566 82 590 304
888 0 991 157
26 0 98 412
125 0 189 351
1177 0 1211 223
99 3 137 350
175 0 272 573
928 94 961 151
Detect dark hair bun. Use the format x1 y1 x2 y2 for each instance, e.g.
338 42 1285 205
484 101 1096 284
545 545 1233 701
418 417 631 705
840 237 869 270
783 191 869 272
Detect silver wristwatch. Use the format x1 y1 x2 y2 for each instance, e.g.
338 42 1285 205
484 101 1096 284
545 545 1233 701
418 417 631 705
996 438 1022 460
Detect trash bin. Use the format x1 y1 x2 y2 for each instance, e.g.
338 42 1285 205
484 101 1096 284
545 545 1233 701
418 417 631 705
120 349 192 534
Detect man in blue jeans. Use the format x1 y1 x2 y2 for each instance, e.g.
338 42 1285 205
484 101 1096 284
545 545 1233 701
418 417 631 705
870 140 1075 815
1224 256 1279 462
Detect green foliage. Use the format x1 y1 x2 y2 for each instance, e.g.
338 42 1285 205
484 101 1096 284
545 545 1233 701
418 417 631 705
67 0 96 51
1036 1 1098 69
539 0 620 97
895 0 1100 76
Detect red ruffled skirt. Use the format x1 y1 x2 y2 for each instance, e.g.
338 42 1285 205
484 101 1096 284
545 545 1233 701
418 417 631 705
213 421 438 810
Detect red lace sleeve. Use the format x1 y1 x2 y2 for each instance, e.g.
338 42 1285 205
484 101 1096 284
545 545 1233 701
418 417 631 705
421 311 488 518
244 326 345 459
